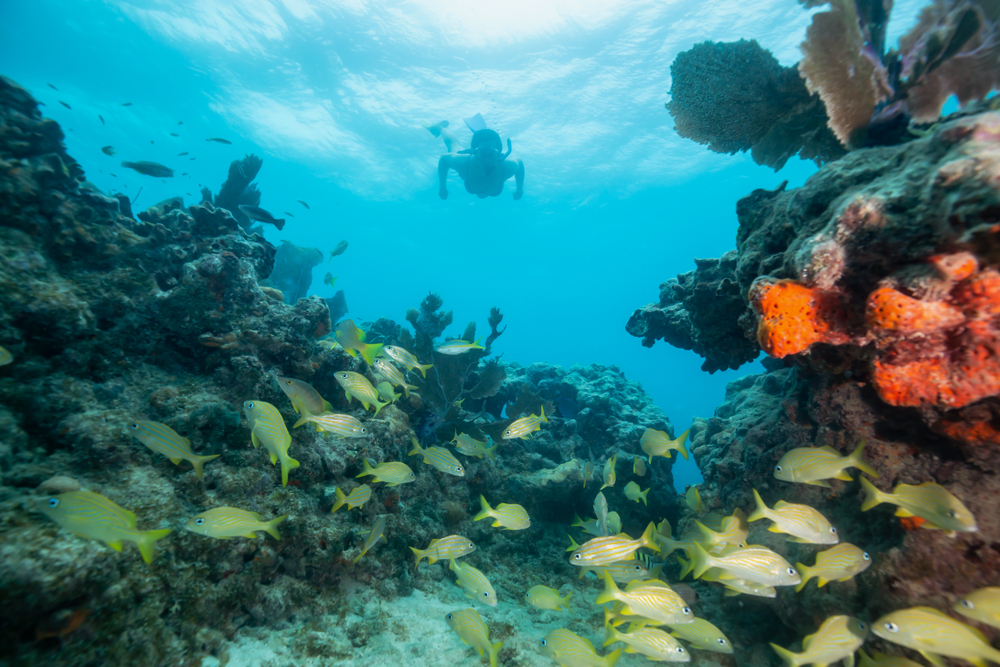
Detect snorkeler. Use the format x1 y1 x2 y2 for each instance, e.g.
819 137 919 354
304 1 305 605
424 114 524 200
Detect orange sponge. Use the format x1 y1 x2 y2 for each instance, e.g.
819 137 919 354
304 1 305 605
749 278 845 358
953 269 1000 318
865 287 963 333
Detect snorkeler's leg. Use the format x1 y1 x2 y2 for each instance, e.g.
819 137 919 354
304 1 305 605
438 155 452 200
423 120 463 152
505 157 524 200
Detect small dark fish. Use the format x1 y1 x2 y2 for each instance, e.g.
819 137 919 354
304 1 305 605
557 397 579 419
170 133 179 137
297 200 310 209
178 121 183 125
206 137 231 144
150 140 154 144
48 83 58 90
186 192 192 195
59 101 71 110
181 173 188 176
110 173 117 177
190 157 196 160
238 205 285 231
121 160 174 178
323 273 336 287
121 102 132 106
177 152 188 156
98 115 105 125
101 146 116 156
284 212 295 217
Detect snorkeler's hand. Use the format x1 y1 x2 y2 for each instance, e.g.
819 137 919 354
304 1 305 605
439 185 448 200
513 189 523 201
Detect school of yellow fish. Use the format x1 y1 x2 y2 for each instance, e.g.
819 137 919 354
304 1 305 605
22 317 992 667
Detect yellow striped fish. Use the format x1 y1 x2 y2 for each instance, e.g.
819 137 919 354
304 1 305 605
601 453 618 490
376 381 401 404
526 585 572 612
955 587 1000 629
502 406 548 439
334 371 389 415
451 432 497 460
655 520 702 557
795 543 871 592
774 441 878 487
704 571 777 598
243 400 300 487
749 489 839 544
436 338 485 355
446 608 503 667
873 607 1000 667
352 515 386 564
40 490 172 564
607 512 622 535
640 428 689 460
596 574 694 625
334 319 383 366
0 345 12 366
624 481 649 505
594 492 609 536
686 486 702 512
356 459 415 486
303 412 368 438
668 619 733 653
583 461 594 488
603 624 689 662
383 345 433 378
410 535 476 566
541 628 623 667
330 485 372 513
275 376 333 428
860 477 977 535
579 560 652 583
570 523 659 566
409 437 464 476
473 495 530 530
372 358 417 398
695 508 748 551
449 557 497 606
770 616 868 667
127 420 219 479
185 507 287 540
858 649 923 667
691 542 800 587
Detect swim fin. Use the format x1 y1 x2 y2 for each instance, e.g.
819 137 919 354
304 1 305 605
463 113 487 133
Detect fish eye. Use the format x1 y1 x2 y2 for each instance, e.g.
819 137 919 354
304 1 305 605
830 527 837 534
340 373 348 378
285 380 292 385
962 599 975 609
634 565 642 571
786 568 796 576
948 510 958 518
408 473 414 478
361 428 367 434
573 553 582 560
775 465 782 472
196 518 205 525
541 639 548 647
47 498 59 507
678 647 686 654
446 613 453 620
247 401 254 409
682 607 691 615
884 622 899 633
859 622 866 630
129 422 139 429
717 639 727 645
503 430 511 436
483 591 490 597
863 552 871 560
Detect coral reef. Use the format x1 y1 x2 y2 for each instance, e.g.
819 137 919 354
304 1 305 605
261 241 324 304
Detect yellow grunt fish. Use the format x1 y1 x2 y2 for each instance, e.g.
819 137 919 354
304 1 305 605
573 513 602 537
701 568 778 598
596 573 694 625
334 319 383 366
451 432 497 460
774 441 878 487
503 406 548 439
668 619 734 653
603 624 690 662
376 381 401 403
372 358 417 398
446 608 503 667
607 512 622 535
409 437 464 476
860 477 977 535
542 628 623 667
696 508 748 551
579 560 653 583
691 542 800 587
655 519 702 557
0 345 12 366
334 371 389 415
330 485 372 513
624 481 649 505
352 515 386 564
795 543 871 592
449 557 497 606
356 459 415 486
436 337 485 355
641 428 690 460
583 461 594 487
858 649 924 667
749 489 839 545
40 491 171 564
303 412 368 438
594 491 610 536
185 507 287 540
633 456 646 477
127 420 219 479
601 453 618 490
874 607 1000 667
770 616 868 667
526 585 572 612
956 587 1000 629
570 523 660 567
275 376 333 427
243 400 300 487
411 535 476 567
686 486 702 512
474 495 530 530
383 345 433 377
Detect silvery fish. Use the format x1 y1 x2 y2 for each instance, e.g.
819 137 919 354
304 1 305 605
409 437 464 477
603 625 689 662
668 619 734 653
607 511 622 535
774 441 878 487
624 481 649 505
473 495 530 530
502 406 548 439
356 459 415 486
579 560 652 584
594 492 609 536
274 376 333 427
127 420 219 479
874 607 1000 667
686 486 702 512
541 628 622 667
445 608 503 667
634 456 647 477
411 535 476 566
860 477 977 535
303 412 368 438
640 428 689 460
334 370 389 415
691 542 800 587
596 574 694 625
330 485 372 513
373 358 417 397
449 557 497 606
572 513 603 537
451 432 496 460
436 338 485 355
352 515 387 564
243 400 300 487
376 381 401 403
770 616 868 667
328 240 348 260
383 345 433 377
40 491 171 564
185 507 287 540
525 585 572 612
701 568 778 597
749 489 839 544
955 587 1000 629
795 543 872 592
601 452 618 490
695 508 748 551
570 523 659 567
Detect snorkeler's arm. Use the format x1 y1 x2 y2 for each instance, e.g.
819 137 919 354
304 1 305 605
510 158 524 200
437 155 452 200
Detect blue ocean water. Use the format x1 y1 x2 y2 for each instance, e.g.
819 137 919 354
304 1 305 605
0 0 925 492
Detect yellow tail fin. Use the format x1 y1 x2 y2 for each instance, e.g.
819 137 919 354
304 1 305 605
540 405 548 423
409 546 424 567
487 640 502 667
331 487 348 513
473 495 492 522
135 528 172 564
794 562 813 592
264 515 288 540
603 647 623 667
675 429 690 460
281 456 300 487
594 571 620 605
747 489 769 522
770 643 803 667
359 342 384 366
850 440 879 478
191 454 220 480
860 477 886 511
640 522 660 553
356 458 375 479
484 444 497 461
408 437 422 457
691 541 714 579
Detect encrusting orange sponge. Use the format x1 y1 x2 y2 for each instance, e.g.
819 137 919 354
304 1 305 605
865 287 963 333
749 278 846 358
